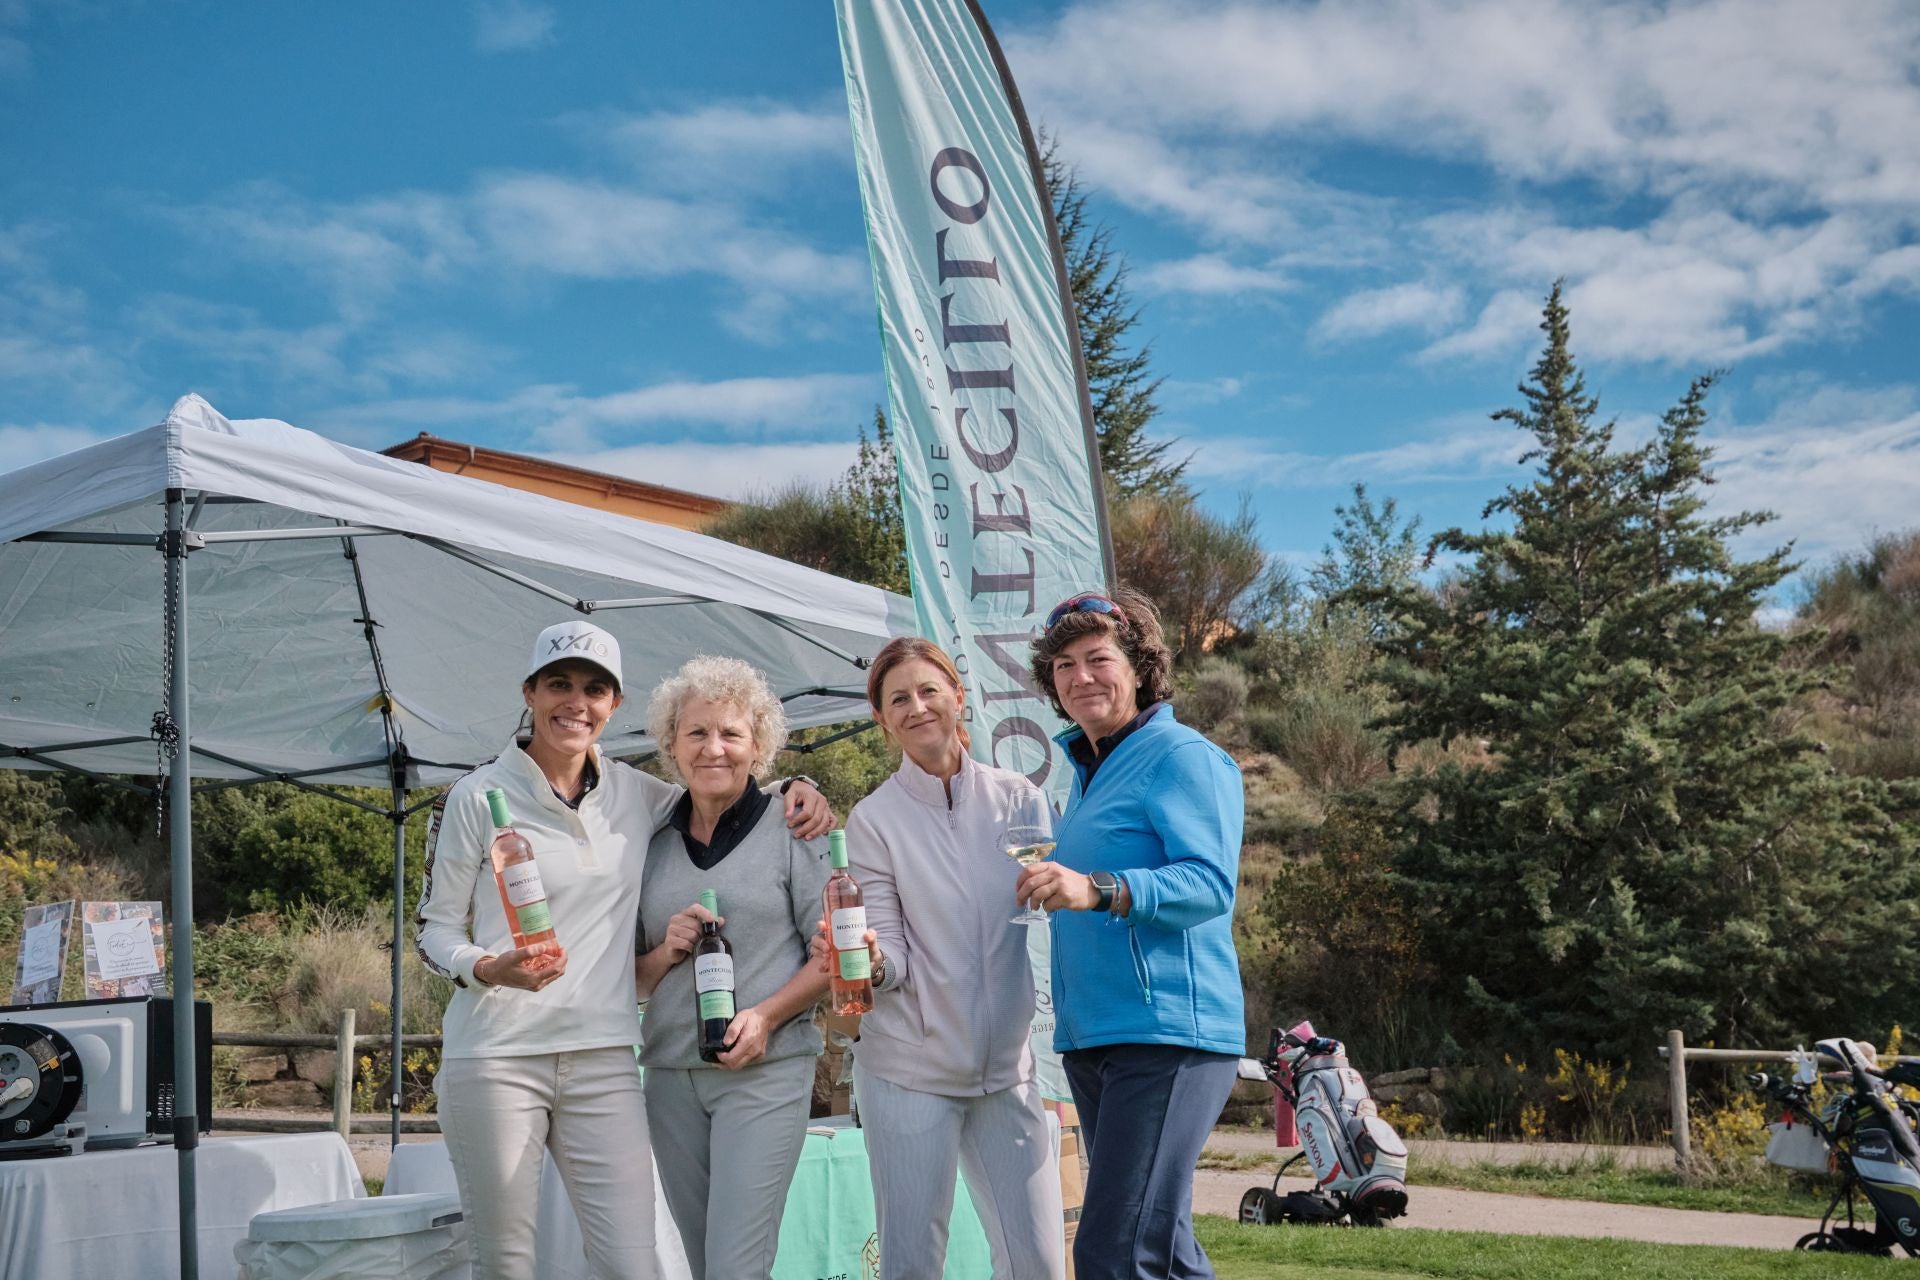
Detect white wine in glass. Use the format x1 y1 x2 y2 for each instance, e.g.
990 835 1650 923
1005 821 1055 924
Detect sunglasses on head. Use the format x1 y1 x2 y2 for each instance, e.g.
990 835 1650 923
1045 592 1126 630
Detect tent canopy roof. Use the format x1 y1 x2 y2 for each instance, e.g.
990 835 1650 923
0 395 913 787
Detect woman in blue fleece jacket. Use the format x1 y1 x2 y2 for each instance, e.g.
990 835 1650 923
1016 586 1245 1280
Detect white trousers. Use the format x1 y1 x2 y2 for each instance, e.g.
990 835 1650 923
643 1055 815 1280
855 1071 1066 1280
437 1046 657 1280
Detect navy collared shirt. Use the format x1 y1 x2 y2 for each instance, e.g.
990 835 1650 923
1066 701 1170 784
668 778 772 871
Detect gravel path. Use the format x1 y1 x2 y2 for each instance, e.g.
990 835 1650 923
1204 1127 1676 1170
1192 1168 1816 1248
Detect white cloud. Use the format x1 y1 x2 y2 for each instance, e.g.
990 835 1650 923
1005 1 1920 371
1183 415 1526 491
1707 386 1920 565
1412 206 1907 365
585 102 850 195
1161 376 1246 407
311 372 880 453
555 440 859 501
0 332 130 400
1048 120 1393 256
1418 288 1545 364
1013 0 1920 210
1314 282 1465 343
0 422 109 474
1139 254 1291 297
169 184 475 317
174 173 866 342
474 0 554 53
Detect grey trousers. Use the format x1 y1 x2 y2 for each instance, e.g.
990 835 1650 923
855 1070 1065 1280
643 1054 815 1280
436 1047 658 1280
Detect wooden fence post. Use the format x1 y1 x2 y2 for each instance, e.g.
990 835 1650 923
333 1008 356 1143
1667 1028 1690 1170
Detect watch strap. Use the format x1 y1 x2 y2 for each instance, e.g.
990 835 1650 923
1090 871 1117 913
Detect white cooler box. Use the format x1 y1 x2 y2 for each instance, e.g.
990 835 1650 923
235 1192 468 1280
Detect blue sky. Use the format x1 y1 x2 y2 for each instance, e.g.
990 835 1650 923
3 0 1917 594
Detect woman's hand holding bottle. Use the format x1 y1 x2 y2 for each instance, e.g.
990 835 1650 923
810 913 882 980
476 941 568 990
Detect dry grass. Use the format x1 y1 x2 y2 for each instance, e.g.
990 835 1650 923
281 905 449 1036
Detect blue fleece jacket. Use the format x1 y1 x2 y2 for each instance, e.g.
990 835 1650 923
1048 705 1247 1057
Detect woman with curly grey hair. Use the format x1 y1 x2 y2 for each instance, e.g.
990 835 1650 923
634 655 831 1279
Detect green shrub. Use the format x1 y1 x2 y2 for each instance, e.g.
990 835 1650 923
777 723 893 817
1182 659 1250 737
221 791 426 916
1261 802 1434 1068
1246 689 1387 794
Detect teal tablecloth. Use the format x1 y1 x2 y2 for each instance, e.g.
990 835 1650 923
773 1125 992 1279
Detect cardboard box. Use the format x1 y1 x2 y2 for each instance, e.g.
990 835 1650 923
1057 1126 1084 1211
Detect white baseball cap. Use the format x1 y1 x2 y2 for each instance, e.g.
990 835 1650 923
526 620 623 691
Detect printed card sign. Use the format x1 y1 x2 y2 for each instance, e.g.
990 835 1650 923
10 900 75 1004
81 900 168 998
91 915 163 981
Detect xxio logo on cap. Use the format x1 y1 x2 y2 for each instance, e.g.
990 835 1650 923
548 633 611 659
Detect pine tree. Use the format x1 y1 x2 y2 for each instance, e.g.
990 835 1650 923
1043 139 1186 499
1311 482 1422 639
1375 284 1920 1057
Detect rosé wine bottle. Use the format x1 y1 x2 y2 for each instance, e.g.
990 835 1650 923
486 788 558 952
823 830 873 1015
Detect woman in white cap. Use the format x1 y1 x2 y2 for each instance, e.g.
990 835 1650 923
416 620 833 1280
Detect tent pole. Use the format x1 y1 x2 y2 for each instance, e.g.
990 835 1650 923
390 749 407 1149
165 488 202 1278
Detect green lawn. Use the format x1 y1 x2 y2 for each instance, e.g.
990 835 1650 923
1196 1217 1890 1279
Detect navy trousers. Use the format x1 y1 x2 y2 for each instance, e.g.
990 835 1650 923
1063 1043 1239 1280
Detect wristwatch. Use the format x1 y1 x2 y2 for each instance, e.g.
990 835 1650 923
1089 870 1118 913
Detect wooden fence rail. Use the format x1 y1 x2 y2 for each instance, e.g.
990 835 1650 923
210 1012 446 1142
1658 1028 1920 1169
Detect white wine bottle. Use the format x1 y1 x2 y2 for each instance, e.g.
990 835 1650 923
693 888 735 1062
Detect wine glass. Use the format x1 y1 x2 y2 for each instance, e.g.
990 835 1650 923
1004 791 1057 925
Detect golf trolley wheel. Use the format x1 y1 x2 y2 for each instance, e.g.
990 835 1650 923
1238 1187 1283 1224
1795 1227 1889 1256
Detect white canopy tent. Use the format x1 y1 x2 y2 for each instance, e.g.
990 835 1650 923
0 394 912 1275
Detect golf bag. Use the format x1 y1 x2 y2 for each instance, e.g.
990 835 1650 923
1238 1020 1409 1227
1752 1037 1920 1256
